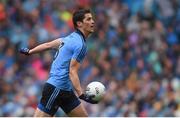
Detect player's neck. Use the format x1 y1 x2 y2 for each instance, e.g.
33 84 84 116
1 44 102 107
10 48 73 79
77 28 90 39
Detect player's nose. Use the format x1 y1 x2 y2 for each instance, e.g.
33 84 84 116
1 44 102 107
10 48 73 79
90 18 95 24
91 20 95 25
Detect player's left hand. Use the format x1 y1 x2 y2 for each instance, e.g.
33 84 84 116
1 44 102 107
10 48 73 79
79 94 98 104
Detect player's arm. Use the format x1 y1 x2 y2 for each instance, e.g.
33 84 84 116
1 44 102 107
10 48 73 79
19 39 62 55
69 59 97 104
69 59 83 96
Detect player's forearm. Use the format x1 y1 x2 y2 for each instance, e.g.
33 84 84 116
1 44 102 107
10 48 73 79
69 71 83 96
29 43 52 54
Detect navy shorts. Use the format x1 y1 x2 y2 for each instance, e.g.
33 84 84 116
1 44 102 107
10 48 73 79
37 83 81 116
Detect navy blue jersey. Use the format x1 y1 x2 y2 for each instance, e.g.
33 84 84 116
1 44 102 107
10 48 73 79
47 30 87 91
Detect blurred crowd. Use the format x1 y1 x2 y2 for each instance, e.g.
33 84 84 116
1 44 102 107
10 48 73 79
0 0 180 117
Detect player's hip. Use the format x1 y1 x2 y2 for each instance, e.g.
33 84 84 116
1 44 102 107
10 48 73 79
47 75 73 91
38 83 80 115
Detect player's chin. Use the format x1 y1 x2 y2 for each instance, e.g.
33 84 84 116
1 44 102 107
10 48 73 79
89 29 95 33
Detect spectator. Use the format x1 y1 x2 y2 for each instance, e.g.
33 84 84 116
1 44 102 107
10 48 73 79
0 0 179 117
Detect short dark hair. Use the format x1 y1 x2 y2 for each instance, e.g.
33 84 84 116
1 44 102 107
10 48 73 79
72 9 91 29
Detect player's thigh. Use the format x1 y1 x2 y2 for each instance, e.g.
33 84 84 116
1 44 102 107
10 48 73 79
37 83 60 116
67 103 88 117
34 108 52 117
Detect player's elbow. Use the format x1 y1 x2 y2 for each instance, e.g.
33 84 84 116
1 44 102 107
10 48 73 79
44 42 52 49
69 69 75 76
69 69 78 77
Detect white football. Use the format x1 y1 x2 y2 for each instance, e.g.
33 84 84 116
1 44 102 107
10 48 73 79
85 81 106 102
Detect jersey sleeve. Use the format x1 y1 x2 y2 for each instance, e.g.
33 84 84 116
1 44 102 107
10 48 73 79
72 42 87 63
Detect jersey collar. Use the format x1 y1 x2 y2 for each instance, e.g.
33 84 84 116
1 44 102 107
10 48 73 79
75 29 86 42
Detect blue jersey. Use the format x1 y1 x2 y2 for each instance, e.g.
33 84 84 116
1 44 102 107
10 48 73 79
47 30 87 91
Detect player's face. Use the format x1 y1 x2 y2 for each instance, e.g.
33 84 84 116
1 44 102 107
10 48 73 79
82 13 95 33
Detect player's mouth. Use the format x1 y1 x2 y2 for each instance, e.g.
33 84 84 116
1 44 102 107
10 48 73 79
90 25 95 29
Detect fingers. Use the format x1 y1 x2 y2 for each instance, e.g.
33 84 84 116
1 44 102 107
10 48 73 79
88 94 95 99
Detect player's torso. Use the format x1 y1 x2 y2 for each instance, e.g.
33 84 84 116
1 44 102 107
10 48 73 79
47 31 87 91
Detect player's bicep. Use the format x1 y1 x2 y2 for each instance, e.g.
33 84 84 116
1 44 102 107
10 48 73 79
70 59 81 73
46 38 63 49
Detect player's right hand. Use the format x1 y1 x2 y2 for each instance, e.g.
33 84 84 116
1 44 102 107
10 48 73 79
19 48 30 55
79 93 98 104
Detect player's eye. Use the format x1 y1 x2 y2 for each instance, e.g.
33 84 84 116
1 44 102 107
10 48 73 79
87 17 92 21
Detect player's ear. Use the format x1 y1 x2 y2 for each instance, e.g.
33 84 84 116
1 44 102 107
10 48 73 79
77 21 83 28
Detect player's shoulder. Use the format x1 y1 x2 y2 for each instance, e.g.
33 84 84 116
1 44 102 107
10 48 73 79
65 32 83 44
69 32 82 40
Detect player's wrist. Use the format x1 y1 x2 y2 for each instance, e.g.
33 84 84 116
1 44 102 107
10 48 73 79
26 48 30 55
77 91 83 97
19 47 30 55
28 49 31 55
79 94 84 98
79 93 98 104
79 94 87 101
